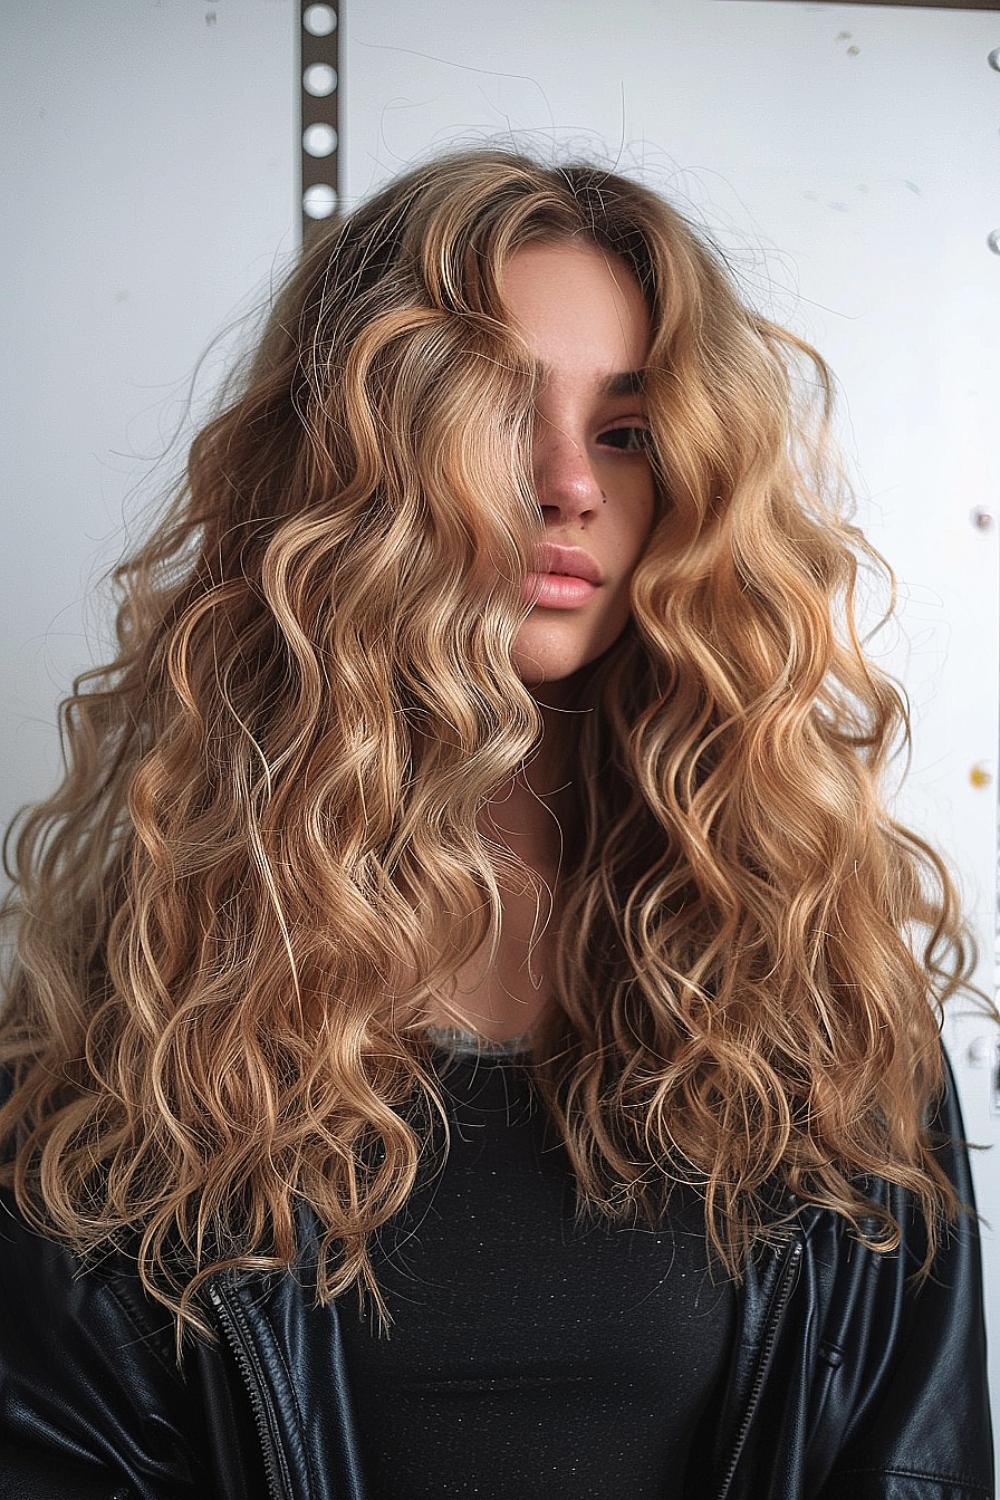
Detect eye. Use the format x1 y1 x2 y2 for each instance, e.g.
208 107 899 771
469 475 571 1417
597 424 650 453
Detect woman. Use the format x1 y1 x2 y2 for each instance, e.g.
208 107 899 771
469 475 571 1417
0 149 991 1499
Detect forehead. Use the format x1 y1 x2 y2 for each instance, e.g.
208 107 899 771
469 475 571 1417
501 241 650 380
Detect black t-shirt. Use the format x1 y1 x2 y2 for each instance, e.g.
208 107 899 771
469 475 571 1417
338 1044 736 1499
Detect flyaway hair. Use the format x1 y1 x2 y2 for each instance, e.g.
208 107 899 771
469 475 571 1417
0 149 976 1341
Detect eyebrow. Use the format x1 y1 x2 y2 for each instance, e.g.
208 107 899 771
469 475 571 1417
601 369 646 397
530 362 647 397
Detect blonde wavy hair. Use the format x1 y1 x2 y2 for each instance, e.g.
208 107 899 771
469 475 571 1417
0 149 975 1339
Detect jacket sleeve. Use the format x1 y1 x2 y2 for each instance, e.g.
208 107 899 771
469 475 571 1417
0 1194 215 1500
816 1054 994 1499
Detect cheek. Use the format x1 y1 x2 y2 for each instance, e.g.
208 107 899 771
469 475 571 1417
622 478 657 566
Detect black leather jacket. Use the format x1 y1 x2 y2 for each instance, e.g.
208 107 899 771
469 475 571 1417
0 1062 992 1500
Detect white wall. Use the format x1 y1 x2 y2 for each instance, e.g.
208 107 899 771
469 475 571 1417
0 0 297 823
2 0 999 1463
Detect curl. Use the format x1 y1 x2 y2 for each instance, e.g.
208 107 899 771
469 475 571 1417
0 149 979 1343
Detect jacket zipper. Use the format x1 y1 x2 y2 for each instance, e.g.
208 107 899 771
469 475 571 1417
715 1236 803 1500
208 1279 290 1500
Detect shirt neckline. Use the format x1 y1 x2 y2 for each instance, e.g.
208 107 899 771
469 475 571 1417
423 1024 534 1061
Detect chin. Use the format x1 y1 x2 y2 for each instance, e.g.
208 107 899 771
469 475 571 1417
512 607 633 687
512 635 600 688
511 654 610 709
513 652 587 686
512 625 630 695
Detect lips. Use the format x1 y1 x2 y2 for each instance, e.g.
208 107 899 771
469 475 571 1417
532 544 602 585
522 544 602 610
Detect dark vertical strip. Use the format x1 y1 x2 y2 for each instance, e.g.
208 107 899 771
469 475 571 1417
299 1 341 244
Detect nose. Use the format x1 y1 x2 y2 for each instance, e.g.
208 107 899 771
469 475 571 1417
532 420 603 526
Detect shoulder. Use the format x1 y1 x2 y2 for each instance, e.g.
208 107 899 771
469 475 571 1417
0 1065 175 1375
0 1184 180 1377
794 1055 990 1491
0 1175 213 1496
789 1048 981 1332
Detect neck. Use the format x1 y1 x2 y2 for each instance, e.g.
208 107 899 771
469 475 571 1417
483 692 584 882
422 691 586 1044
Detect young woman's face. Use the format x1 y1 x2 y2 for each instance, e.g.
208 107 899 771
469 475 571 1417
504 240 656 690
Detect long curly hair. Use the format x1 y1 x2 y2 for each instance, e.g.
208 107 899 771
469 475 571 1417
0 149 975 1339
